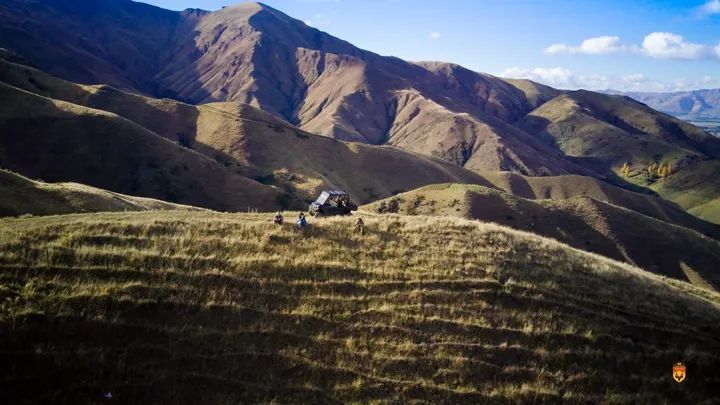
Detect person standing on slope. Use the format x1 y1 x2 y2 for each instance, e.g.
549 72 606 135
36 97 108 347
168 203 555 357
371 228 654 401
274 212 284 226
296 212 308 229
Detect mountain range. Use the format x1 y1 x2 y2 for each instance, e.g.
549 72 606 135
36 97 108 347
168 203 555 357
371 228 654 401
5 48 720 288
2 0 720 224
610 88 720 120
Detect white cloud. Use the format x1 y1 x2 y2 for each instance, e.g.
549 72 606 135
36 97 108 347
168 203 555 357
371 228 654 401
697 0 720 17
430 32 441 40
502 67 584 88
621 73 645 82
641 32 707 59
500 66 720 92
545 32 719 61
545 36 629 55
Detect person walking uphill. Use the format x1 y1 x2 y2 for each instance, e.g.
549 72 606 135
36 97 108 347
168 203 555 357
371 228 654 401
354 217 365 235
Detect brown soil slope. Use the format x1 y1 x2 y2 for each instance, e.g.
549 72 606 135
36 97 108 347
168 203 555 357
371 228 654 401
1 2 718 219
4 56 717 228
2 1 718 185
363 184 720 290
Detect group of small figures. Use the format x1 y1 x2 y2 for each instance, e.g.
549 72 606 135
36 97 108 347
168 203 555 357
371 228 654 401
273 212 365 234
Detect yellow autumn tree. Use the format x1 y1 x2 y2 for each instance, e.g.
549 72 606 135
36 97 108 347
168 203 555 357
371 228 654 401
621 162 631 177
647 163 657 179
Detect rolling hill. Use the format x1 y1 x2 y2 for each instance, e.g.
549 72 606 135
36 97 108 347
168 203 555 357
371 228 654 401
518 90 720 223
2 1 718 224
5 53 719 230
1 212 719 403
478 171 720 235
0 0 653 177
0 54 491 210
0 80 286 212
6 49 719 233
0 169 203 217
363 184 720 290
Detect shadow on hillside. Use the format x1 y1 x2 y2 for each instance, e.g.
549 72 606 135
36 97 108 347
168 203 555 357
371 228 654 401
465 192 628 264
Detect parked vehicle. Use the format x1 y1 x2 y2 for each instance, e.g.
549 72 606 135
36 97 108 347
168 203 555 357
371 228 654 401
309 190 357 216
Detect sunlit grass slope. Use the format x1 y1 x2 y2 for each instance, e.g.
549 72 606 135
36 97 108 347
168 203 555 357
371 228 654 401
517 90 720 224
363 183 720 291
1 212 719 403
0 169 203 217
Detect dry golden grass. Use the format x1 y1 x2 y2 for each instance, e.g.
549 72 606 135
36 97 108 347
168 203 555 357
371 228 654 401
1 211 719 403
363 183 720 291
0 169 204 217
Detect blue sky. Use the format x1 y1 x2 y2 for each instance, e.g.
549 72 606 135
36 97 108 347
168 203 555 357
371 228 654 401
141 0 720 92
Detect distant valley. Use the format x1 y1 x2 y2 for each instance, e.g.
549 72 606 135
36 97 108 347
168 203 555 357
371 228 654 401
608 88 720 136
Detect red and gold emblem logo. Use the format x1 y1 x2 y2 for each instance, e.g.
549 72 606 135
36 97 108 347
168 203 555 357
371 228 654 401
672 362 686 383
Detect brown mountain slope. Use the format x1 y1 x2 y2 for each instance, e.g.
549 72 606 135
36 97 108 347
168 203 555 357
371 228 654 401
0 81 285 212
1 1 718 220
363 184 720 291
0 57 494 209
155 3 588 176
501 78 562 109
0 0 182 94
0 1 588 176
478 171 720 239
4 56 717 230
0 169 203 217
2 1 717 185
519 90 720 166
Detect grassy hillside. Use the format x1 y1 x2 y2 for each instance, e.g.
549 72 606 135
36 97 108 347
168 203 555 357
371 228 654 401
363 184 720 290
3 53 717 224
0 169 203 217
518 90 720 223
3 0 720 186
0 56 490 207
648 160 720 224
519 90 720 163
501 78 561 109
481 172 720 235
0 81 284 212
478 171 720 234
1 212 719 403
